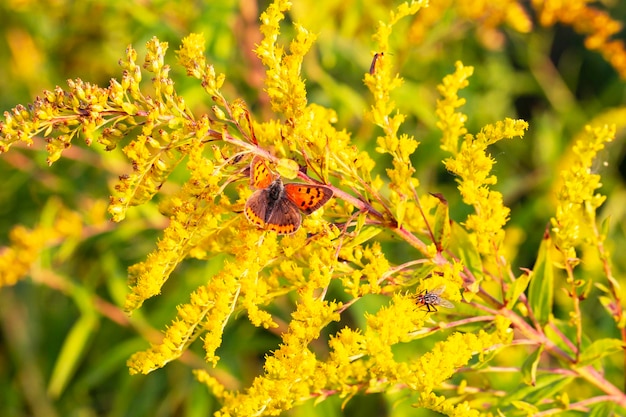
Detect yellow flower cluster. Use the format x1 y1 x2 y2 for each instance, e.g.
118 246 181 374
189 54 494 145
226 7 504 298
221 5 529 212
0 204 83 287
128 260 243 373
534 0 626 79
551 124 615 263
207 296 342 416
194 292 511 417
410 0 532 48
0 79 111 164
255 0 315 120
410 0 626 79
121 7 516 415
9 0 626 415
413 316 512 412
365 1 426 230
0 225 52 287
438 62 528 256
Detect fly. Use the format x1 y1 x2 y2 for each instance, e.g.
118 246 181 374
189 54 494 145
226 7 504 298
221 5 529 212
414 286 454 312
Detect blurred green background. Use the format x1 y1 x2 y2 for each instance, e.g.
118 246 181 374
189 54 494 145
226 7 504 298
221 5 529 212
1 1 626 416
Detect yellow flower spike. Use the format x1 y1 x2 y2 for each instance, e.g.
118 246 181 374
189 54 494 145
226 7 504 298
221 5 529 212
255 1 316 120
194 369 227 400
215 296 341 416
128 231 286 374
551 124 616 263
123 141 235 312
0 203 86 288
439 64 528 256
437 61 473 154
362 2 429 230
409 326 512 413
176 33 207 80
0 225 48 287
367 293 424 346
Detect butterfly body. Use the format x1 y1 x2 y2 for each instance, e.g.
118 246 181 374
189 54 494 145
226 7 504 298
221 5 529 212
244 157 333 235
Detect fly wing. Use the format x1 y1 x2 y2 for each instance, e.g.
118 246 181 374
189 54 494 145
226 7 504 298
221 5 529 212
428 286 454 308
430 285 446 296
436 298 455 309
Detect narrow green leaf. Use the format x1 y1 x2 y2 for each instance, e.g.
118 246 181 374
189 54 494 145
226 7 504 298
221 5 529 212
342 225 382 249
528 227 554 325
401 264 436 287
580 278 594 299
47 313 99 398
510 401 538 414
524 375 574 405
589 401 615 417
600 215 611 241
521 345 543 386
430 193 451 252
450 222 483 294
507 374 573 404
396 197 406 227
578 338 625 367
505 270 531 309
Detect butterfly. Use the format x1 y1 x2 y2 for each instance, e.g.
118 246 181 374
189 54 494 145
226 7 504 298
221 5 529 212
244 156 334 235
414 286 455 312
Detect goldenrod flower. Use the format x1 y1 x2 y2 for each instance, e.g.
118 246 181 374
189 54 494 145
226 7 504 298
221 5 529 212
438 62 527 256
551 124 615 262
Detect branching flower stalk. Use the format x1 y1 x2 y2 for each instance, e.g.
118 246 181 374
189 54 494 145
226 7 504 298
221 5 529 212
2 0 626 416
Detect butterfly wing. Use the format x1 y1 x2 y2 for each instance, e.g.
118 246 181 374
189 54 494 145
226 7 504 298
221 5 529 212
265 198 302 235
250 156 274 189
244 189 270 228
283 183 333 214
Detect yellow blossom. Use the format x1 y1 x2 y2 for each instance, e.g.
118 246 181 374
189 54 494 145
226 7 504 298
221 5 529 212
533 0 626 79
438 62 528 256
551 124 615 262
0 205 84 288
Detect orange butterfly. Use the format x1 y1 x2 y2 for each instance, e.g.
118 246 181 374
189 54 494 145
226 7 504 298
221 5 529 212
244 156 333 234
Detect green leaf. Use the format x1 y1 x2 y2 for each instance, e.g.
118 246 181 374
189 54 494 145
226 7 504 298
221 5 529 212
589 401 616 417
430 192 451 252
507 374 574 405
401 263 436 287
47 312 99 398
396 195 406 227
528 227 554 325
510 401 538 414
521 345 543 386
505 270 531 309
580 278 594 299
343 225 382 249
450 222 483 294
578 338 625 367
525 375 574 405
600 215 611 240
